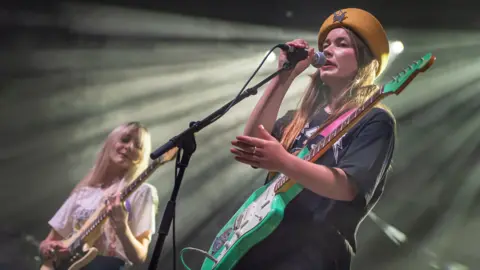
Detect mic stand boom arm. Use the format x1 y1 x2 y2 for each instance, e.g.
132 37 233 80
147 60 295 270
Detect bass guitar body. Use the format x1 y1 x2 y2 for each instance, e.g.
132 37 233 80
42 205 105 270
57 247 98 270
43 245 98 270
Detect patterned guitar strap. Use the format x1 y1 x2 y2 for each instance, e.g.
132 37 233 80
267 108 355 182
307 108 355 147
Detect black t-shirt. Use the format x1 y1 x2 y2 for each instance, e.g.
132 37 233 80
237 106 395 269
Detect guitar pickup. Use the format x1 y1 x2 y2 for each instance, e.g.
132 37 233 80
240 220 248 229
261 200 270 209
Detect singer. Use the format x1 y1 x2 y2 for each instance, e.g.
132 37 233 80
231 8 395 269
38 122 159 270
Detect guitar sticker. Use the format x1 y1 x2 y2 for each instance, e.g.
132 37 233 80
211 228 233 254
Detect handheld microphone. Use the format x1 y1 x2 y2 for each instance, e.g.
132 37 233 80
278 44 326 68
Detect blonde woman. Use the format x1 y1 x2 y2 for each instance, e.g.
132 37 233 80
231 8 396 270
39 122 158 269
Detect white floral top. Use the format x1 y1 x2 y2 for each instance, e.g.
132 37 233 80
49 183 158 265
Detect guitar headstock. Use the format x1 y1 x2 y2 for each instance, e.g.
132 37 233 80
161 147 179 163
381 53 436 96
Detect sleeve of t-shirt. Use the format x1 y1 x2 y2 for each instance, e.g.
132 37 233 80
48 191 79 239
336 109 395 205
128 183 159 238
271 110 296 141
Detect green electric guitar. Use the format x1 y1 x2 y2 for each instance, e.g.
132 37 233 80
200 53 436 270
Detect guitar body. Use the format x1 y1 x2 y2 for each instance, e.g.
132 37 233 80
201 53 436 270
51 245 98 270
42 206 106 270
201 150 309 270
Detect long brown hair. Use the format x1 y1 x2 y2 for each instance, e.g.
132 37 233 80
280 27 394 150
72 122 152 193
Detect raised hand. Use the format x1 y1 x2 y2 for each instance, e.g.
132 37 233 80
278 39 315 81
231 125 291 172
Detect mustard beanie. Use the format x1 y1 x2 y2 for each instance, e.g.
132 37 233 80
317 8 389 76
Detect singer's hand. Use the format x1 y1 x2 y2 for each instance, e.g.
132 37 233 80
231 125 291 172
279 39 315 81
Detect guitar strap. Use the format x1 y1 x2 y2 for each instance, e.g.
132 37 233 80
267 108 355 182
314 108 355 142
306 108 355 147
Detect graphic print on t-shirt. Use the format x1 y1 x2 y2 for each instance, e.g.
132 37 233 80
73 208 95 231
293 121 346 165
332 134 346 164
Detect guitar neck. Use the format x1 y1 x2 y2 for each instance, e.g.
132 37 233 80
274 88 384 192
304 88 383 162
120 158 164 201
72 156 168 248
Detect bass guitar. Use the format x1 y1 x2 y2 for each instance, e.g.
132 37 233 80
41 147 178 270
199 53 436 270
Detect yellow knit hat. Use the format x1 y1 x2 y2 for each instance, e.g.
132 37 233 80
317 8 389 76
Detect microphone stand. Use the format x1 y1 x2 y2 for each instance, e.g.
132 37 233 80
147 55 302 270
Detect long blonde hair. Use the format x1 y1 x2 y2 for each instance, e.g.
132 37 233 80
73 122 152 193
280 27 394 150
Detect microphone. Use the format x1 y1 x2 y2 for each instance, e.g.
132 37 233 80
278 44 326 68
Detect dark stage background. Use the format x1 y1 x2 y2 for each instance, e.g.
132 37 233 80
1 0 479 269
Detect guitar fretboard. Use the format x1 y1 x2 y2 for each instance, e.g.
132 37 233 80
120 159 162 201
273 88 383 192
